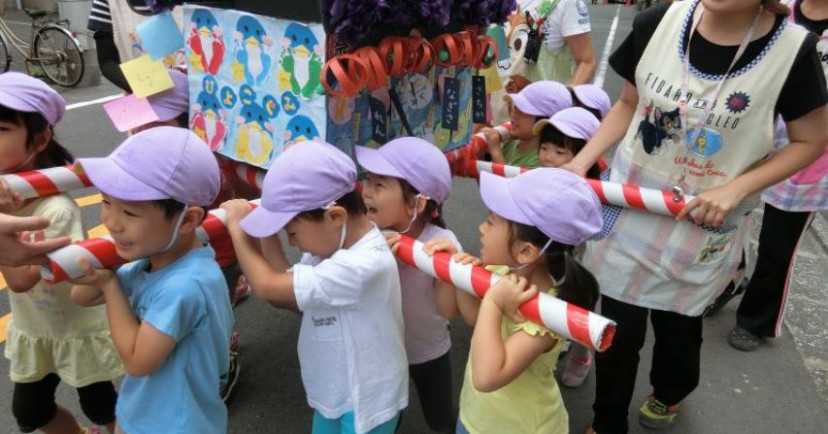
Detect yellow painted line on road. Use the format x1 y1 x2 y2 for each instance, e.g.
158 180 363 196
88 224 109 238
75 193 103 207
0 313 10 344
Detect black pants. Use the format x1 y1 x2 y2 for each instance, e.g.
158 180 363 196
592 296 703 434
736 203 813 338
13 373 118 433
408 351 456 434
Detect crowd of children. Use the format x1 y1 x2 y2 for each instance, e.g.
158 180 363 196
1 0 826 433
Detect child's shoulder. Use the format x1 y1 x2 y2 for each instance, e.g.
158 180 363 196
419 224 461 248
24 194 80 218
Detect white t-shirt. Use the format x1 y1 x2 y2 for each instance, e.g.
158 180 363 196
519 0 592 52
293 226 408 433
399 224 462 365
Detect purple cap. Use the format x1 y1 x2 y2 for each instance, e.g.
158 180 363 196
76 127 219 206
504 80 572 117
479 168 602 246
146 69 189 122
533 107 600 140
355 137 451 204
240 141 357 237
0 72 65 125
573 84 611 119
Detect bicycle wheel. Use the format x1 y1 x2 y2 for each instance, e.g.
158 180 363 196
0 30 10 73
33 26 84 87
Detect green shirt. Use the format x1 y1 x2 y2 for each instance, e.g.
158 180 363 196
501 140 541 169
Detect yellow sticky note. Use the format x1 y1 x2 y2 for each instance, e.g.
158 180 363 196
119 55 174 98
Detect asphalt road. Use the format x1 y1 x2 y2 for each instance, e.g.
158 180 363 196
0 4 826 433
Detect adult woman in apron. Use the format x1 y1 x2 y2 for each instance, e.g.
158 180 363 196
563 0 828 432
726 0 828 352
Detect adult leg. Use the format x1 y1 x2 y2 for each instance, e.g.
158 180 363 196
77 380 118 433
735 204 813 338
591 296 649 434
12 373 82 434
409 351 457 433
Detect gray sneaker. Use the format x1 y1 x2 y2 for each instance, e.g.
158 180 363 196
728 327 760 352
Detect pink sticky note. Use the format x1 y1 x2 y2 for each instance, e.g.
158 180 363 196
103 94 160 132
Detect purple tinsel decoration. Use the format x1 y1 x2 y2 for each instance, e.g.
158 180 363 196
322 0 392 45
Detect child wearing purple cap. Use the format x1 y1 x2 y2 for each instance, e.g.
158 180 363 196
221 141 408 434
70 127 234 434
534 107 602 179
570 84 611 121
480 81 573 168
426 168 603 434
0 72 123 434
356 137 460 433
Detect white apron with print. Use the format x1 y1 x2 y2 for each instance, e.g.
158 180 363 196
583 0 808 316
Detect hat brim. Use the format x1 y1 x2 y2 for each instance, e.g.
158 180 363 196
239 206 298 238
504 93 543 117
479 172 532 227
75 158 169 202
0 90 57 125
354 146 403 179
532 119 552 136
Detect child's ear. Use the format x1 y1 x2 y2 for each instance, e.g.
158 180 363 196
514 240 540 266
32 128 53 153
326 206 348 226
179 206 206 233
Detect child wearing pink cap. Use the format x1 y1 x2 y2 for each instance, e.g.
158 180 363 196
0 72 123 434
356 137 460 433
221 142 408 434
480 81 573 168
533 107 602 179
426 168 603 434
70 127 234 434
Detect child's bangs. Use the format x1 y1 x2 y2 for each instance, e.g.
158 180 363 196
0 104 23 124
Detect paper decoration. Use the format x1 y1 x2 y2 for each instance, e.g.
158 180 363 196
120 55 175 98
103 94 160 132
184 6 327 169
136 11 186 60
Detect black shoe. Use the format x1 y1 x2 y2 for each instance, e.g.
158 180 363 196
728 326 760 352
704 279 747 317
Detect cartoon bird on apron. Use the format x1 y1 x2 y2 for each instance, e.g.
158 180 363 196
232 16 273 86
234 85 279 166
278 23 324 101
191 75 233 152
187 9 225 75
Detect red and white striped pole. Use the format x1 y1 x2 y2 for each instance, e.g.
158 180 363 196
395 235 616 352
40 200 260 283
232 160 266 192
458 161 694 218
2 166 93 200
445 124 512 174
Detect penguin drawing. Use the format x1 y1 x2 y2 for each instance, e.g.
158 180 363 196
190 76 230 152
235 85 279 166
188 9 225 75
283 115 320 148
233 16 273 86
279 23 323 100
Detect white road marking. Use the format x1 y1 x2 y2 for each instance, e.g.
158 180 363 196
593 6 621 88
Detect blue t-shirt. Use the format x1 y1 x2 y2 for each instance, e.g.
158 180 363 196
115 245 233 434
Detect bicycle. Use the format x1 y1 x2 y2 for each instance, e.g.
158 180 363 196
0 8 84 87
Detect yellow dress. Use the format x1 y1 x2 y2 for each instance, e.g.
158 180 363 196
4 195 123 387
